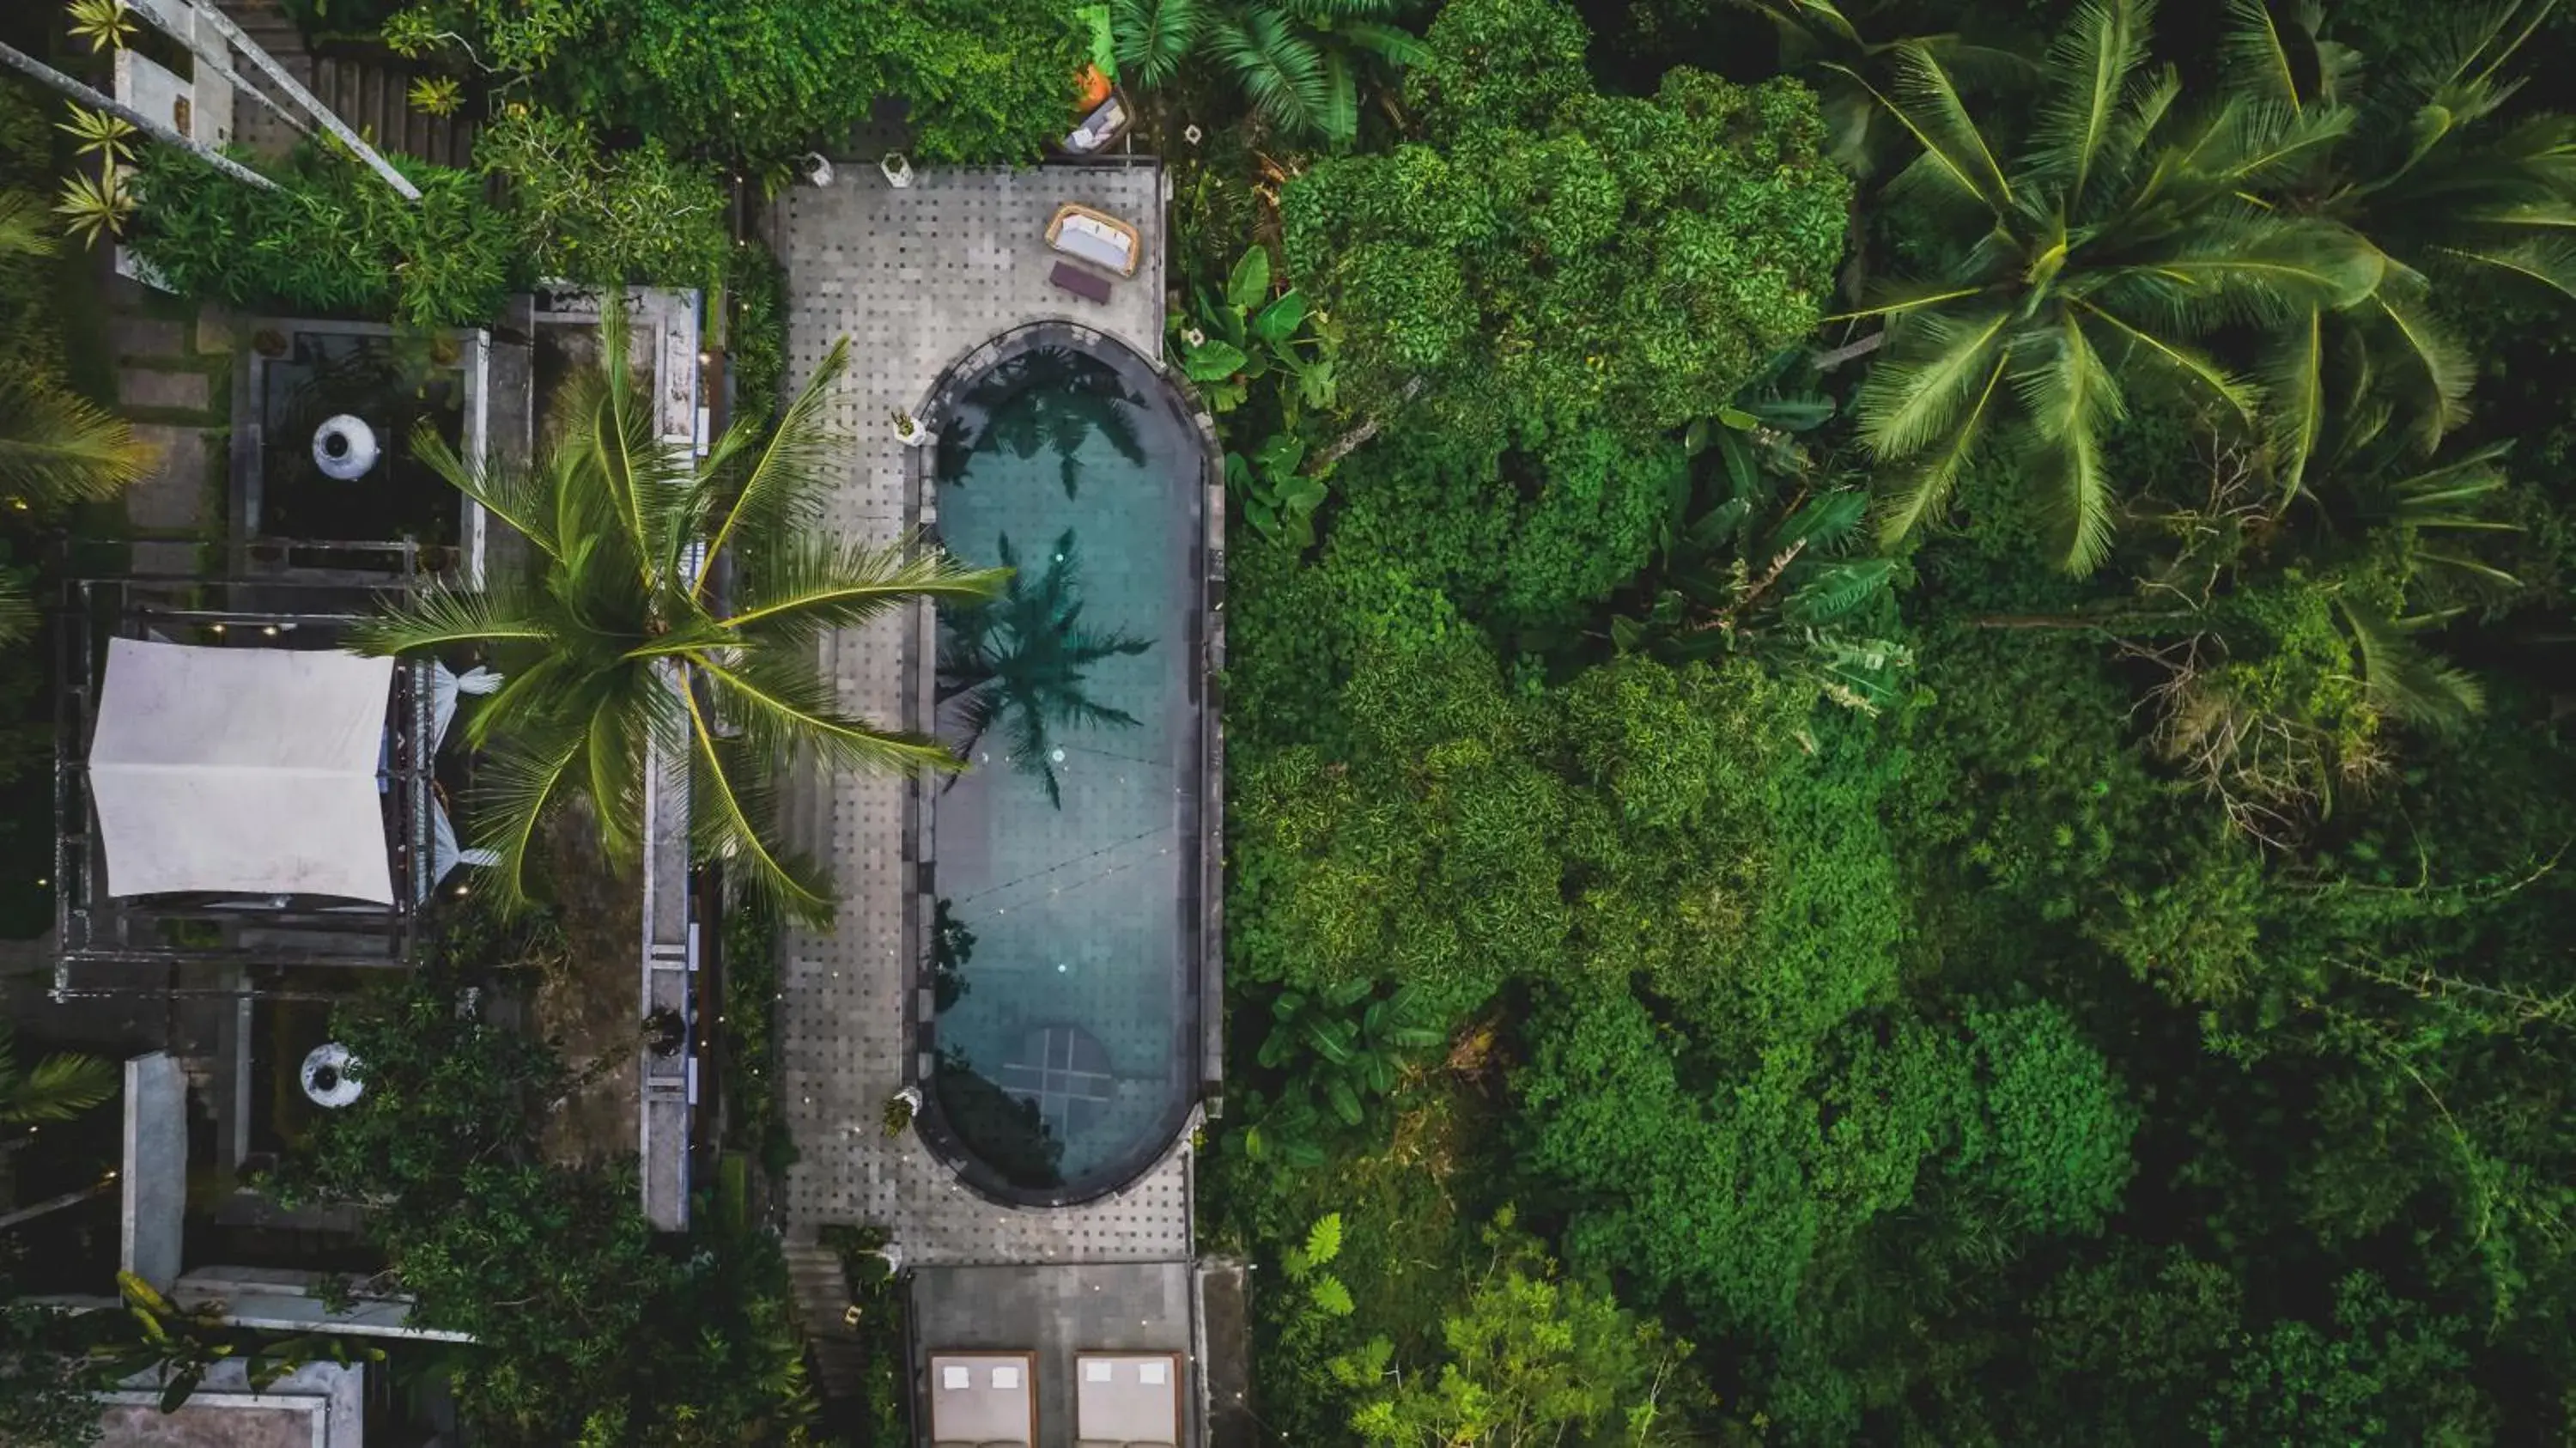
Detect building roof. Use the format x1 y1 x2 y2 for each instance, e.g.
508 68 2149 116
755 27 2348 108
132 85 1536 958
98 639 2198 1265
88 639 398 903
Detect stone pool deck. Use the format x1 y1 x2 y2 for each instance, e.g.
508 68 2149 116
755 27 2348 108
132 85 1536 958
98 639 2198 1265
772 162 1194 1298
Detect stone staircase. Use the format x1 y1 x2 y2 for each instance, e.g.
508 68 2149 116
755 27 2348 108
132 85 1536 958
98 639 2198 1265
785 1241 875 1401
217 0 478 168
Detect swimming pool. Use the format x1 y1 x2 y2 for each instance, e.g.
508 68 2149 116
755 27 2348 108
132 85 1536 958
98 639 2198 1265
915 327 1217 1204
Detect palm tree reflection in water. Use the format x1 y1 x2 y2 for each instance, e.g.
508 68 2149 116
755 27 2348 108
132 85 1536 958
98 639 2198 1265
938 528 1153 808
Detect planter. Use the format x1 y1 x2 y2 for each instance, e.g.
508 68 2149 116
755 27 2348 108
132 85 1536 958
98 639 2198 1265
880 151 914 189
644 1007 686 1058
890 411 932 447
883 1086 920 1136
800 152 835 188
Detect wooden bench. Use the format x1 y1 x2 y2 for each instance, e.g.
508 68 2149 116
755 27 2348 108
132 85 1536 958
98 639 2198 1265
1049 261 1114 305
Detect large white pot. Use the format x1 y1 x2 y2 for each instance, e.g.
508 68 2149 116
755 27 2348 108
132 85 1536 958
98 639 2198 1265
313 414 380 480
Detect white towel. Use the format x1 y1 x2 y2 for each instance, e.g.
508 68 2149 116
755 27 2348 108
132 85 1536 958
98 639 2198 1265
1084 1360 1114 1382
992 1365 1022 1390
1139 1360 1168 1386
942 1365 970 1390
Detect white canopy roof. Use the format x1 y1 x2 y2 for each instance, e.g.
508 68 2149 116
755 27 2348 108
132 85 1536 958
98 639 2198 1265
88 638 398 903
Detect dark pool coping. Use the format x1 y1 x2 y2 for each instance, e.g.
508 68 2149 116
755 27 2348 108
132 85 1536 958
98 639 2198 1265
898 320 1226 1209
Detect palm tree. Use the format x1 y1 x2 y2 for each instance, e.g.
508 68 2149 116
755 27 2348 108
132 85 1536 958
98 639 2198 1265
349 305 1006 923
1111 0 1428 146
1848 0 2380 572
0 1023 118 1126
2216 0 2576 487
935 528 1151 809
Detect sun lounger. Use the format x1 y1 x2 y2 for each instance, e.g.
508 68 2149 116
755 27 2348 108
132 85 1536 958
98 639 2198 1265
1074 1351 1182 1448
1046 204 1140 277
1064 92 1132 155
930 1350 1038 1448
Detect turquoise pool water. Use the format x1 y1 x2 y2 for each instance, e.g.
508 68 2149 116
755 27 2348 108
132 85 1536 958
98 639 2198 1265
926 341 1206 1200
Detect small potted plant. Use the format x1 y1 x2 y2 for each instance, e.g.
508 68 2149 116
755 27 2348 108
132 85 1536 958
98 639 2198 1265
882 1086 920 1136
880 151 914 188
643 1007 686 1058
890 409 931 447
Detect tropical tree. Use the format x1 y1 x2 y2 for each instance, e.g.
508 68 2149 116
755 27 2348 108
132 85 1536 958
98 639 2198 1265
935 528 1151 808
1850 0 2381 572
1109 0 1428 146
2215 0 2576 487
0 1023 117 1127
349 305 1006 923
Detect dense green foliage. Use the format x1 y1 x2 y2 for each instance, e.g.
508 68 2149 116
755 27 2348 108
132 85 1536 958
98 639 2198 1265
125 142 517 328
473 105 732 288
1204 0 2576 1442
1280 0 1850 439
274 910 816 1445
388 0 1090 167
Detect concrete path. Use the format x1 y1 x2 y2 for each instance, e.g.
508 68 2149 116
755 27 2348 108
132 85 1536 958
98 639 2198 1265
772 164 1194 1275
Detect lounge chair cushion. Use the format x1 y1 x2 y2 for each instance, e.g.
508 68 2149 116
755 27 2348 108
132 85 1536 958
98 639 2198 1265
1054 218 1132 271
1076 1441 1125 1448
978 1441 1031 1448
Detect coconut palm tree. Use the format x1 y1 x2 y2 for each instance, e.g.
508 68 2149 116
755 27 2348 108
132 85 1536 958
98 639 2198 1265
0 1023 118 1127
1847 0 2381 573
2216 0 2576 489
349 305 1007 923
1111 0 1428 146
935 528 1152 809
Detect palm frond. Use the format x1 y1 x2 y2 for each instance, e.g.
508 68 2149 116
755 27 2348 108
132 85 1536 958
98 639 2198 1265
696 653 963 778
0 371 156 509
2338 597 2485 733
1855 307 2014 459
1872 45 2014 212
683 690 835 925
2220 0 2311 113
409 423 561 560
2029 0 2149 203
1332 19 1431 67
2072 299 2257 418
2014 315 2125 573
2364 278 2473 449
1874 343 2011 547
465 730 587 917
0 1029 119 1124
345 584 560 656
2257 307 2326 496
697 337 850 587
1112 0 1204 88
2106 217 2382 330
2433 236 2576 300
1212 9 1334 142
728 532 1007 638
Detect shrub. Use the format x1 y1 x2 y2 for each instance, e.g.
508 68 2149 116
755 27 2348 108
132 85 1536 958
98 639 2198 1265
126 142 518 328
474 105 730 289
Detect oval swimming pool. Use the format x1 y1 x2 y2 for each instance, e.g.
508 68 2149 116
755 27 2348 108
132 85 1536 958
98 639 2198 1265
916 327 1213 1205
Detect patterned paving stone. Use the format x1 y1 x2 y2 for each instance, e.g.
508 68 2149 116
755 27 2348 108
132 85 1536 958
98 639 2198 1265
775 163 1193 1267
